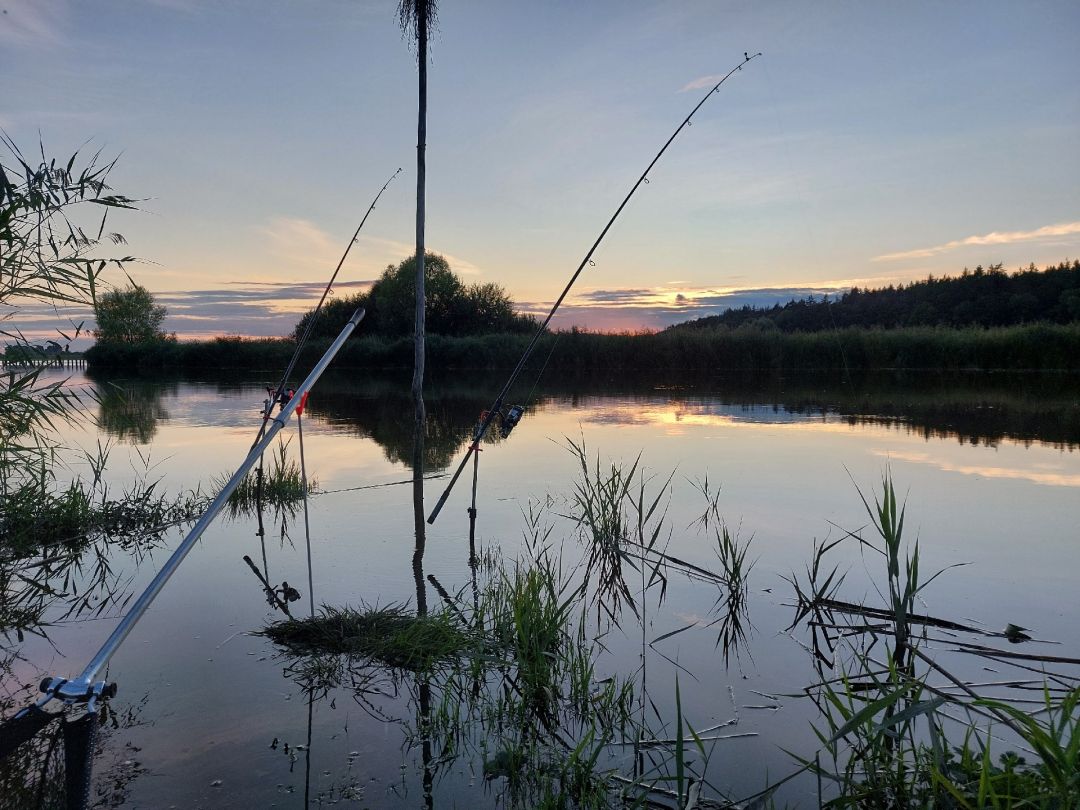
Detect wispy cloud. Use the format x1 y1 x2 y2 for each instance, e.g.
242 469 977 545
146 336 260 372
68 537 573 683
873 221 1080 262
337 235 485 277
3 279 377 346
518 284 848 330
6 280 848 346
253 218 479 281
257 217 344 273
679 74 723 93
142 0 203 12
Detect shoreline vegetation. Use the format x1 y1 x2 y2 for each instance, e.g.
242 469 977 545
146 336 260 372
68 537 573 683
81 258 1080 374
85 321 1080 374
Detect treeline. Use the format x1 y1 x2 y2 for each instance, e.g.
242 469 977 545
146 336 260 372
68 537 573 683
86 323 1080 375
674 260 1080 332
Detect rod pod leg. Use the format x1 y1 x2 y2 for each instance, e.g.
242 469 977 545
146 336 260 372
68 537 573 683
62 710 98 810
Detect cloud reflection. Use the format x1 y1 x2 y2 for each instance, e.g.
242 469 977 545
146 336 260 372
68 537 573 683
872 449 1080 488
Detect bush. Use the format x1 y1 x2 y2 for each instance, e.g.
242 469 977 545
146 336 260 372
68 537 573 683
291 252 537 341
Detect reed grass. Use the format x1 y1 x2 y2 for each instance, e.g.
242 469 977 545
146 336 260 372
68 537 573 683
786 474 1080 808
2 429 205 549
2 439 206 645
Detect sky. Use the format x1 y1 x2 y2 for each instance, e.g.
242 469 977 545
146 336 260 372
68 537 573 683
2 0 1078 344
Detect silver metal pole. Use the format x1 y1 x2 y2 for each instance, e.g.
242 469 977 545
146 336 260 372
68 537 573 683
46 309 365 703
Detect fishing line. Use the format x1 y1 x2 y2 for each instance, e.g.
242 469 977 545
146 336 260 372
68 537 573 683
251 167 402 449
243 166 399 620
4 162 399 802
316 473 446 496
428 52 762 524
299 404 316 810
14 309 365 807
523 330 562 408
255 445 269 586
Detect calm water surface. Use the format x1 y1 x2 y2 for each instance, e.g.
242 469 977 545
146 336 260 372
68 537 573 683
6 369 1080 807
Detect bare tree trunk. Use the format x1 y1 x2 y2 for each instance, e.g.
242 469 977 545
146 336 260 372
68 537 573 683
411 1 428 556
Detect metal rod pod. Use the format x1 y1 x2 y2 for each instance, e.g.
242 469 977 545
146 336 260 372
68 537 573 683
49 309 365 700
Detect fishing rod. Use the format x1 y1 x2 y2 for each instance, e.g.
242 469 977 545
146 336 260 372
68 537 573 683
32 309 365 713
256 166 403 448
427 51 761 523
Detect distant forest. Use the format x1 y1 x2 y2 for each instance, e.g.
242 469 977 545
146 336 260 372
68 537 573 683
672 260 1080 332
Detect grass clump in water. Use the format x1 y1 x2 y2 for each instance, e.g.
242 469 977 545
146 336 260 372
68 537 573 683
222 438 314 515
262 603 470 673
1 442 206 553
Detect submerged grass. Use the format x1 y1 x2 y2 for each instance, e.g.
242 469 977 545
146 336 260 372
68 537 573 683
1 442 205 553
261 604 470 673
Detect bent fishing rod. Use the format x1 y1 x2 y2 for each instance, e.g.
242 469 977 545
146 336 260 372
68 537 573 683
256 166 403 448
427 51 761 524
31 308 365 713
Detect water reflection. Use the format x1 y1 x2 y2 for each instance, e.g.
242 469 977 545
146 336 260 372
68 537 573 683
0 510 172 806
306 375 509 472
10 366 1075 807
98 369 1080 461
93 378 174 444
0 682 151 809
257 449 762 808
873 449 1080 488
549 370 1080 451
0 516 187 654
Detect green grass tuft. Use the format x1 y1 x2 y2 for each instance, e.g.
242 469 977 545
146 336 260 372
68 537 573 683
262 604 470 672
222 438 313 515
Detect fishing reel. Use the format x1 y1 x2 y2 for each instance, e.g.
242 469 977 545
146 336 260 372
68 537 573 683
501 405 525 437
262 386 296 417
475 405 525 440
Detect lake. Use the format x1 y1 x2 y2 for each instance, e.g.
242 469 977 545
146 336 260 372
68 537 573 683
4 367 1079 807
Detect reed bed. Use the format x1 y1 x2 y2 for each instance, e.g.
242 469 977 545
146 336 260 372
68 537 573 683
1 444 206 650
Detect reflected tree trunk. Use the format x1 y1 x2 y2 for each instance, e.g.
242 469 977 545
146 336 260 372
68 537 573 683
416 678 434 809
412 438 428 619
412 406 432 810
